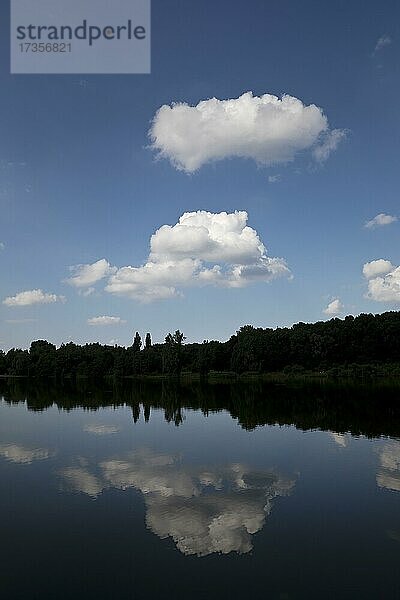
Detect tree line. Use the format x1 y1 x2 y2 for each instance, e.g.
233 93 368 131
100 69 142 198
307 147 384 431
1 310 400 378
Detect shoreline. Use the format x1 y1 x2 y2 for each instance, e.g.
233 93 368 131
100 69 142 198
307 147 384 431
1 370 399 383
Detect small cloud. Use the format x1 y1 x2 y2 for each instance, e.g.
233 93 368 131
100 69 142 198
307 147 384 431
268 174 281 183
3 289 65 307
312 129 348 164
66 258 116 289
364 213 397 229
324 298 344 316
363 259 394 279
374 34 392 54
363 259 400 303
0 242 5 250
87 316 126 326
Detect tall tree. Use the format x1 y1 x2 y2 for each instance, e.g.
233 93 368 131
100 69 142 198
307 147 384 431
132 332 142 352
163 330 186 375
145 332 152 349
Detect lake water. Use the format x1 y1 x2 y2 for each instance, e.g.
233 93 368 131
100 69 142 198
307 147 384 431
1 378 400 599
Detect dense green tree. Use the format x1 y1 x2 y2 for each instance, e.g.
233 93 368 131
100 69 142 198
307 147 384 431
196 341 212 376
0 350 6 375
30 340 57 377
6 349 32 376
141 344 163 374
163 330 186 375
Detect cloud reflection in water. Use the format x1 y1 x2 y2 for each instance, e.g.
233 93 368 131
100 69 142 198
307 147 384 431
0 443 53 464
60 448 296 556
377 441 400 492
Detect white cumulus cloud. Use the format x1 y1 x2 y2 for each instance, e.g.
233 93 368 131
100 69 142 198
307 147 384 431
312 129 347 164
66 258 116 289
363 259 394 279
324 298 344 316
363 259 400 303
149 91 345 172
3 289 64 307
374 34 392 54
105 210 291 302
87 316 126 326
364 213 397 229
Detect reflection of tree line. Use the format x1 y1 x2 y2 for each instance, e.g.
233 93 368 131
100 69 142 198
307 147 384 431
2 378 400 438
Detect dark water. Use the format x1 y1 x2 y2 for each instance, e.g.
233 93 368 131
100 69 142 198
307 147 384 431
1 378 400 599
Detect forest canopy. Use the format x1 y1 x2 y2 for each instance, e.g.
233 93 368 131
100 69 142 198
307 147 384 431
1 311 400 378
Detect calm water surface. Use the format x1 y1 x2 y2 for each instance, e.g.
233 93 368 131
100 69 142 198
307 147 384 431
1 379 400 599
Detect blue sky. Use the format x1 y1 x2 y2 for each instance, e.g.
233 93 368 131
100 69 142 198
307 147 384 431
1 0 399 349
